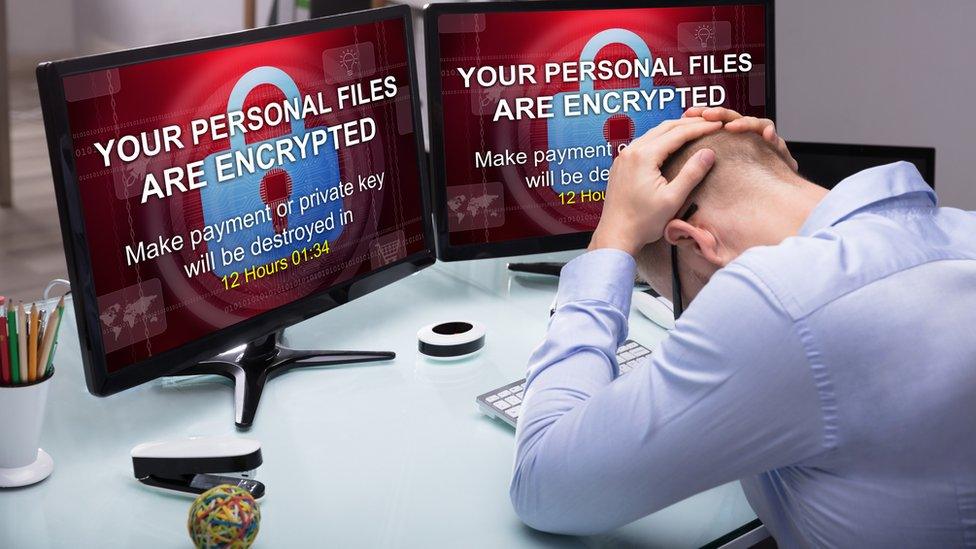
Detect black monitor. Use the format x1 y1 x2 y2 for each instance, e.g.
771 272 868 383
788 141 935 190
36 5 434 428
425 0 775 260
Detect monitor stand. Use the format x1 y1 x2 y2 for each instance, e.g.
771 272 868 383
506 261 566 277
170 331 394 430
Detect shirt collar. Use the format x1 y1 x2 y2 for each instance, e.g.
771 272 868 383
799 161 937 236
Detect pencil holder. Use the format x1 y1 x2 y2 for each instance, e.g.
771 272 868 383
0 370 54 488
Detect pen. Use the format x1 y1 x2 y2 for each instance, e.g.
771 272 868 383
0 298 8 385
48 297 65 377
37 308 46 376
28 303 39 382
39 297 64 379
7 305 19 384
17 303 27 383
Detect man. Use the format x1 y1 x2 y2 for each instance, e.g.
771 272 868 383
510 107 976 546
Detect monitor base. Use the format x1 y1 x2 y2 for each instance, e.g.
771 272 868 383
171 331 394 430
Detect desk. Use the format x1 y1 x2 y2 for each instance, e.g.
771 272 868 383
0 254 759 547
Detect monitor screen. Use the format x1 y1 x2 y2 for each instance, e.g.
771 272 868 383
788 141 935 190
41 9 431 384
426 1 774 260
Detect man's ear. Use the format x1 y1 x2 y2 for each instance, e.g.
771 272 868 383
663 219 726 268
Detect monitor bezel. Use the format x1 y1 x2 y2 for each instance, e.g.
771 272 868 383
424 0 777 261
36 4 436 396
786 141 936 188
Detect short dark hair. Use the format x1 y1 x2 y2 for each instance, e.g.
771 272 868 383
660 130 794 207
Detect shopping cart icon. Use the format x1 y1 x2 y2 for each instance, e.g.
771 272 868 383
370 230 406 268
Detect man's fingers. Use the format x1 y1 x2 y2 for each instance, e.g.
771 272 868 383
685 106 745 123
700 106 744 123
779 138 799 171
725 116 774 135
666 148 715 204
758 125 799 171
647 120 723 164
724 116 798 170
634 116 708 146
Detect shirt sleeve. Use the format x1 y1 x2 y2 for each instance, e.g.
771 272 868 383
510 248 827 535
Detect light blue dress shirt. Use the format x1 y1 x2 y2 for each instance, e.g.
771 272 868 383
511 162 976 547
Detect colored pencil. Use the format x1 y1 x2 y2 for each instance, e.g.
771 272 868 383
28 303 40 382
38 297 64 379
16 303 27 383
7 306 19 384
47 342 58 377
44 300 65 377
0 299 8 385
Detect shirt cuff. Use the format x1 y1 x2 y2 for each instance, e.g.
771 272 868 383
556 248 637 315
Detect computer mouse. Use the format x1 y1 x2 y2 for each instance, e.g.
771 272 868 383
633 289 675 330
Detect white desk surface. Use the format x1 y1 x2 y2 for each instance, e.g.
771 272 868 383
0 253 757 548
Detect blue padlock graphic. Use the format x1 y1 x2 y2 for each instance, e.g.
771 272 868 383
548 29 682 193
200 66 342 277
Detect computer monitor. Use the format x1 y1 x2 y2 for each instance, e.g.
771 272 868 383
36 5 433 428
788 141 935 190
425 0 775 260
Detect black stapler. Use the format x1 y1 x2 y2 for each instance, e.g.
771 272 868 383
131 436 265 499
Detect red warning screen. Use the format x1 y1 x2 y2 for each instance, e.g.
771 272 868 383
62 17 426 372
434 4 768 246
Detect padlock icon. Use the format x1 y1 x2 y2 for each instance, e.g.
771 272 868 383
547 29 682 193
200 66 342 277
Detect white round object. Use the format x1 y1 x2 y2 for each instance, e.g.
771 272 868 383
417 320 486 358
633 291 676 330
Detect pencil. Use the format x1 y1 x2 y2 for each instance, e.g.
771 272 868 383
17 303 27 383
44 297 66 378
47 342 58 378
38 298 63 379
28 303 40 382
7 306 18 384
0 298 8 385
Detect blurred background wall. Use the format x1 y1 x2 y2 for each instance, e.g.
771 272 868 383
776 0 973 209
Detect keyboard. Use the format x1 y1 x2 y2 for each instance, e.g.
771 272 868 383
475 339 652 428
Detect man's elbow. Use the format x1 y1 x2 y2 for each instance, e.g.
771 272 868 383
509 457 609 536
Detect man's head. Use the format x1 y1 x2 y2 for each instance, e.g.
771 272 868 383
637 129 826 307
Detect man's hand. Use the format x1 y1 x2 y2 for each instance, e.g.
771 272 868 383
589 118 721 257
683 106 798 171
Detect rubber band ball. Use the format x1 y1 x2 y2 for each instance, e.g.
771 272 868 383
187 484 261 549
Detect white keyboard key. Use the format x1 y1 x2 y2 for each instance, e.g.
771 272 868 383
477 341 651 426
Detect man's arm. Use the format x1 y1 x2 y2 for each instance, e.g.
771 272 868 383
510 250 827 535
